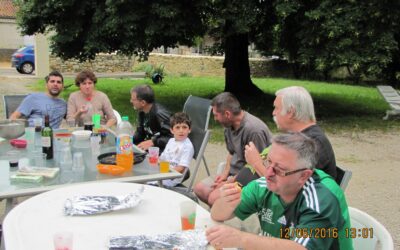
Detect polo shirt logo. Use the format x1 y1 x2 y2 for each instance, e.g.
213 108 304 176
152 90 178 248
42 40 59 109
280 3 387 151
277 215 287 225
260 208 274 224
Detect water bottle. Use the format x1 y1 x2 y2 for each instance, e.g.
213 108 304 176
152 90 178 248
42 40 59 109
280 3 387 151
91 134 101 163
116 116 134 172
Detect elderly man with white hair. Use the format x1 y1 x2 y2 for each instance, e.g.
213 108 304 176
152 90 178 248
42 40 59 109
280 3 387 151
246 86 337 180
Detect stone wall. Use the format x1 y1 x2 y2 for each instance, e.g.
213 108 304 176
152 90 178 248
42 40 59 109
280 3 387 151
144 53 293 78
46 52 292 77
0 49 14 62
49 54 135 73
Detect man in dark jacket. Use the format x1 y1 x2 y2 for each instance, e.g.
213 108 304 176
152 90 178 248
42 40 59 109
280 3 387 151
130 84 172 152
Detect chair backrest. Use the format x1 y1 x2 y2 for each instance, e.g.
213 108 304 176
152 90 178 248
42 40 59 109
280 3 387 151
186 128 211 191
349 207 394 250
3 95 27 119
183 95 212 131
335 166 352 191
113 109 122 125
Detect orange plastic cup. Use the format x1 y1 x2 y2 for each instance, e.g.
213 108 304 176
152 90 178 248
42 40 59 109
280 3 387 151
180 201 197 230
159 161 170 173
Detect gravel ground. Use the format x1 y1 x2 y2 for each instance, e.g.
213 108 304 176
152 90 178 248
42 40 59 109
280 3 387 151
0 72 398 249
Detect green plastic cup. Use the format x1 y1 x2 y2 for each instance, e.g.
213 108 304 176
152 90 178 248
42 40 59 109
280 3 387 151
92 114 101 128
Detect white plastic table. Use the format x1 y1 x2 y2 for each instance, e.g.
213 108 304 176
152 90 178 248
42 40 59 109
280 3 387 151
3 182 214 250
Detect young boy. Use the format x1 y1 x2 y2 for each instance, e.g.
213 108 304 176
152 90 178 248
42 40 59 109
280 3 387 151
150 112 194 187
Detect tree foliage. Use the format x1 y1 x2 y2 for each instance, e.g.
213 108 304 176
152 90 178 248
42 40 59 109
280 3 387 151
15 0 400 89
255 0 400 83
16 0 208 61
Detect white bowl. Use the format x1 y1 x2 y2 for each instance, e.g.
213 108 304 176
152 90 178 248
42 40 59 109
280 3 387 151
72 130 92 141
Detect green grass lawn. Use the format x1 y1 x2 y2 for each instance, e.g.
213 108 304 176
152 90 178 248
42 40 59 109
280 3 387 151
35 76 399 142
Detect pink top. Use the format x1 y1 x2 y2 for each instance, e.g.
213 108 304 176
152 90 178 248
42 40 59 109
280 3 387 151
67 90 116 126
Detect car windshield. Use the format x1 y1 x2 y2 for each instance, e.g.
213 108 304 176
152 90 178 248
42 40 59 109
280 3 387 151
17 47 26 52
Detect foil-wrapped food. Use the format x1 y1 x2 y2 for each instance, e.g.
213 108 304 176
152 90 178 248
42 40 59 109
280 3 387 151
109 229 208 250
64 186 144 216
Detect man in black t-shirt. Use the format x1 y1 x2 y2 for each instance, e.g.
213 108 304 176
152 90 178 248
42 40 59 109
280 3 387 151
130 84 172 152
246 86 337 180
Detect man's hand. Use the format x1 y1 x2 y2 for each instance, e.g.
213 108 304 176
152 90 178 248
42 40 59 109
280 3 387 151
219 182 241 208
211 174 227 188
9 111 21 120
206 224 243 249
244 142 264 175
214 174 225 184
137 139 154 151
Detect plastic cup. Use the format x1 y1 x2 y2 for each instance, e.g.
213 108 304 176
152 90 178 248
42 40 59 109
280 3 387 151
180 201 197 230
72 152 85 170
67 119 76 128
72 152 85 181
59 147 73 170
98 128 108 144
92 114 101 129
148 147 159 166
24 127 35 151
32 151 47 168
159 160 170 173
6 151 20 168
33 117 42 128
53 231 73 250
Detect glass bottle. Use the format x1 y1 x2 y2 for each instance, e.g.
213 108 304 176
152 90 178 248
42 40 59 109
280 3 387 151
41 115 53 159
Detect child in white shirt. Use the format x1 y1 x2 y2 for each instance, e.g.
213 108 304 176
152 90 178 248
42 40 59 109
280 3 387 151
151 112 194 187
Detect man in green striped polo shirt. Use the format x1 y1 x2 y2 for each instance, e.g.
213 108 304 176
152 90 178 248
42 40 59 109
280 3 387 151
206 132 353 250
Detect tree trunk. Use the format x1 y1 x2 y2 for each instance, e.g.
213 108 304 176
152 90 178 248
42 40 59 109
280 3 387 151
223 33 264 97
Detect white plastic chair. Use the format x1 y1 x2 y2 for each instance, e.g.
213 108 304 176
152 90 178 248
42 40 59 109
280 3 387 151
349 207 394 250
113 109 122 125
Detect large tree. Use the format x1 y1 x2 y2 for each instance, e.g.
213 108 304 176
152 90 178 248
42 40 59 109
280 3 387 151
255 0 400 83
17 0 400 93
16 0 207 59
16 0 278 97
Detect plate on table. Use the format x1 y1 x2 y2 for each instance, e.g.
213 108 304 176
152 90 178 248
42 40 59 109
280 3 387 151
97 151 147 165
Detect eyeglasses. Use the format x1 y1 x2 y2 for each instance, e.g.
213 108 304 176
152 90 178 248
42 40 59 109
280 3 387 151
262 160 308 177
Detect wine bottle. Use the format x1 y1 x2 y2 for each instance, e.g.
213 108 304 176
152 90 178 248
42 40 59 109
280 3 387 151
41 115 53 159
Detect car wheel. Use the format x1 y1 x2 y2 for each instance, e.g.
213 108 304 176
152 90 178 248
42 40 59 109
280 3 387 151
16 68 24 74
21 62 34 74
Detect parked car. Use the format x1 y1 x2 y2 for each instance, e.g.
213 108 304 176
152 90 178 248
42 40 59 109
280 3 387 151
11 46 35 74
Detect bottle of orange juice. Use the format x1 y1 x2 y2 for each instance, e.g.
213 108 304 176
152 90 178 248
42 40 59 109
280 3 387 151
116 116 134 171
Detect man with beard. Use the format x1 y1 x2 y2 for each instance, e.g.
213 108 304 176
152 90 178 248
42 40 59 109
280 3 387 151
10 70 67 128
194 92 272 206
245 86 337 181
130 84 172 152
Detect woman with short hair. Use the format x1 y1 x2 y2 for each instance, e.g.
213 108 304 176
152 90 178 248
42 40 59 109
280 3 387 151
67 70 116 127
